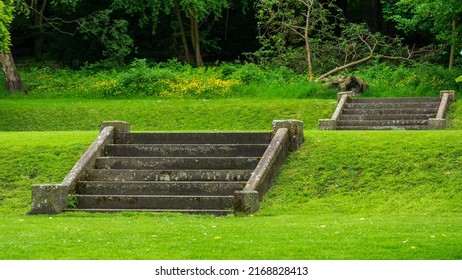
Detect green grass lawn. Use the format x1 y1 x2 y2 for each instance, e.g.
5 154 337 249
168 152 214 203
0 98 461 259
0 98 335 131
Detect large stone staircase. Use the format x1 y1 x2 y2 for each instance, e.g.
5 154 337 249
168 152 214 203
72 132 271 215
319 90 455 130
31 120 304 215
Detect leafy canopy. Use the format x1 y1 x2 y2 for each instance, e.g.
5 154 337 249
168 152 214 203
0 0 15 52
383 0 462 44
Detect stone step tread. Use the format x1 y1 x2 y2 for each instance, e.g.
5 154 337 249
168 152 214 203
78 181 245 195
86 169 253 181
74 194 234 210
351 97 440 103
64 208 234 215
95 157 261 170
105 144 268 157
337 120 428 126
342 108 438 115
126 132 272 144
336 125 427 130
339 114 435 120
344 102 440 109
74 194 235 198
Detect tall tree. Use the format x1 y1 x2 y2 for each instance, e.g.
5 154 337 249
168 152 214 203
382 0 462 69
112 0 228 67
173 0 191 63
0 0 23 92
180 0 229 67
30 0 48 61
255 0 341 78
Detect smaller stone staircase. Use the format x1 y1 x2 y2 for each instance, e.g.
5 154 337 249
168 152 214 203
318 90 455 130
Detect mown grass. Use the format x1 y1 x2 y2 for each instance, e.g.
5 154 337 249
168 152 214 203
0 98 335 131
0 98 461 259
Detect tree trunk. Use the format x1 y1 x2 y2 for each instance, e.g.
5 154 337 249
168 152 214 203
174 0 191 63
448 19 456 70
31 0 48 61
304 5 313 79
361 0 381 32
0 51 23 92
190 13 204 67
317 54 412 81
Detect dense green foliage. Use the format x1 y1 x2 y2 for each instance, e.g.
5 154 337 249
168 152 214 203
382 0 462 68
0 101 461 259
8 60 336 99
3 61 459 99
0 0 14 52
355 62 462 97
7 0 460 71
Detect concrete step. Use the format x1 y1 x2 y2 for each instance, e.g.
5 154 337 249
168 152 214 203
336 125 427 130
337 119 429 127
105 144 268 157
342 108 438 115
64 208 234 215
95 157 261 170
126 132 272 144
86 169 253 181
339 114 435 121
344 102 440 109
351 97 440 104
78 181 246 195
74 195 234 210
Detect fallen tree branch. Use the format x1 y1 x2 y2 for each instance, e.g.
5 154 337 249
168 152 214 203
316 54 413 81
316 55 373 81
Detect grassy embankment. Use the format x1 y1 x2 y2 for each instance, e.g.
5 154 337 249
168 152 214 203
0 97 461 259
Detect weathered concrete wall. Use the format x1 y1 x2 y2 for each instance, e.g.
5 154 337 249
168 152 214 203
61 125 115 194
318 92 352 130
30 184 68 214
428 90 456 130
101 121 130 144
234 126 292 214
272 120 304 151
30 121 131 214
233 120 303 214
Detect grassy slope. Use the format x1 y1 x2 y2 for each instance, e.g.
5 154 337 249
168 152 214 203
0 98 461 259
0 98 334 131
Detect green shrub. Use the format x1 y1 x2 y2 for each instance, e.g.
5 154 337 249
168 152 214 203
229 62 266 84
20 59 462 99
355 62 462 97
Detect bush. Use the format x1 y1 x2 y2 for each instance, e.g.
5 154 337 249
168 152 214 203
93 59 242 98
355 62 462 97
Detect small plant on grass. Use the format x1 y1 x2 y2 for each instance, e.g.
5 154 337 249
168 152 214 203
67 195 77 209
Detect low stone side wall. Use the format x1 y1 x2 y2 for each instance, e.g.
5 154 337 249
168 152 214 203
428 90 456 130
30 121 130 214
318 92 353 130
234 120 303 214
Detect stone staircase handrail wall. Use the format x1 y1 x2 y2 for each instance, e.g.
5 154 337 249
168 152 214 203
61 126 115 194
234 120 304 214
436 91 455 119
30 121 130 214
318 92 353 130
233 128 289 214
428 90 456 130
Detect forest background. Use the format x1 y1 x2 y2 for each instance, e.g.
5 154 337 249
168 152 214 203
0 0 461 96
